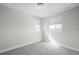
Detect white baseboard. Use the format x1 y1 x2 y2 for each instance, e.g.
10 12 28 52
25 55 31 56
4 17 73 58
0 39 41 54
60 43 79 52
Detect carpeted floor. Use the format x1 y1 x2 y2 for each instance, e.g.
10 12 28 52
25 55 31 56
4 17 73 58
1 41 79 55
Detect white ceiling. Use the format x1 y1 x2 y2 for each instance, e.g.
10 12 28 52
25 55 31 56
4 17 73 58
1 3 79 18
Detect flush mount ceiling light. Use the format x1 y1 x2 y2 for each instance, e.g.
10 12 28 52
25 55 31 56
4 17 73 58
37 3 44 9
37 3 44 6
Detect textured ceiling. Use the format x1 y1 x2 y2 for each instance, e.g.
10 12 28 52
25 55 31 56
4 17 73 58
1 3 79 18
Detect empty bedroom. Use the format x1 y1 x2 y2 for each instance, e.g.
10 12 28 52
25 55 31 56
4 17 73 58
0 3 79 55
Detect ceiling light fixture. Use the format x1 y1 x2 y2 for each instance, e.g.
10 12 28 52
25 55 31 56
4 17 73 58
37 3 44 6
37 3 44 9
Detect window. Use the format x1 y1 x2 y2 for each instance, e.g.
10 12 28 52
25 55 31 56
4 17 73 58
35 24 40 32
49 24 62 32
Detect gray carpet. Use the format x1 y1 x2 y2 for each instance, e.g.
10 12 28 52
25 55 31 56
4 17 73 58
1 41 79 55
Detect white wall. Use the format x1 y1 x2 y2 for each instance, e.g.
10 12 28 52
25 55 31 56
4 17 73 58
0 5 41 53
44 6 79 51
